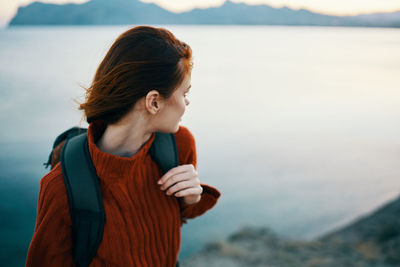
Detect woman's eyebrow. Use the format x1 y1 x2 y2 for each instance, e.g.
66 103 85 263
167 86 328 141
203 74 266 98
186 85 191 91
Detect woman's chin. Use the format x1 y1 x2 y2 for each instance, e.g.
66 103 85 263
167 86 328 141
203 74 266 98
163 123 180 133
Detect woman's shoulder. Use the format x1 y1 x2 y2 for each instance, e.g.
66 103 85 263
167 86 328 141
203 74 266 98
174 125 197 166
34 162 72 227
174 125 196 150
39 163 69 205
174 125 195 144
41 162 64 187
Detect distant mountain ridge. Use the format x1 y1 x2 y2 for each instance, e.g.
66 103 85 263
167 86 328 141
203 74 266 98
9 0 400 27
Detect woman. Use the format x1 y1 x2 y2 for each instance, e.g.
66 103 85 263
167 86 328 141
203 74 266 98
26 26 221 267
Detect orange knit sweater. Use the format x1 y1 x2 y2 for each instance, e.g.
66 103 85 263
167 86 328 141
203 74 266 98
26 120 221 267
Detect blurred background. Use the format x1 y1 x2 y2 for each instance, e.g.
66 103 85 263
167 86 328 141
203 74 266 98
0 0 399 266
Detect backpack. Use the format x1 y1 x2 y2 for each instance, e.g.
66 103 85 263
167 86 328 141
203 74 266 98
44 126 180 267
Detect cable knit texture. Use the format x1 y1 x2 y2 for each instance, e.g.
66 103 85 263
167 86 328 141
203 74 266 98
26 120 221 267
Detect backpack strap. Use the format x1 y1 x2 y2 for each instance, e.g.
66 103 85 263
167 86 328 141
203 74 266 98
150 132 181 267
44 127 87 169
60 133 105 267
150 132 179 174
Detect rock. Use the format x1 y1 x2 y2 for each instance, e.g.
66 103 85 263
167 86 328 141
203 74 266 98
182 195 400 267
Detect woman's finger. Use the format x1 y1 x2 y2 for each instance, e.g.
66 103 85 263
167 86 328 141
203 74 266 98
165 180 198 196
158 164 195 185
159 171 198 191
174 186 203 197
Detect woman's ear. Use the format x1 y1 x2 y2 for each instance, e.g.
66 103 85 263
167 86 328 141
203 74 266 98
145 90 163 115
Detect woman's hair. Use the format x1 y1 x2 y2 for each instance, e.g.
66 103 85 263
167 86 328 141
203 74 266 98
79 26 193 124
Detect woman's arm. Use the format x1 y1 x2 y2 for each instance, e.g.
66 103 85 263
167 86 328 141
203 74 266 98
178 183 220 222
26 164 74 267
170 126 221 224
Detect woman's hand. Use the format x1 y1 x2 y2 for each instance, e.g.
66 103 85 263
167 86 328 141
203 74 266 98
158 164 203 205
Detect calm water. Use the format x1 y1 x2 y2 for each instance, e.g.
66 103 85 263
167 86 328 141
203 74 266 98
1 25 400 265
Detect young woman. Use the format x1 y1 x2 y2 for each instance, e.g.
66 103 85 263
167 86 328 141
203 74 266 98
26 26 221 267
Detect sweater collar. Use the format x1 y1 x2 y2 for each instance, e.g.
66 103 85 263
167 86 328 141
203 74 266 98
87 119 156 180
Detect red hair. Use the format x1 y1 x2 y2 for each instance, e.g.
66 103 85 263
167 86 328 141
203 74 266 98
79 26 192 124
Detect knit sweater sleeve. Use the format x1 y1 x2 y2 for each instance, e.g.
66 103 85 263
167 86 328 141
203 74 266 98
26 163 74 267
174 126 221 222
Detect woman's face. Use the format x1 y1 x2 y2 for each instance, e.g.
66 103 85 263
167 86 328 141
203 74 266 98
158 73 191 133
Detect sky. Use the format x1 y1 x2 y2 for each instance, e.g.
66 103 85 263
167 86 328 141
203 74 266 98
1 0 400 26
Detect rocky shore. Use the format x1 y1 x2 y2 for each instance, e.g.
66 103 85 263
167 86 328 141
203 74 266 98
182 195 400 267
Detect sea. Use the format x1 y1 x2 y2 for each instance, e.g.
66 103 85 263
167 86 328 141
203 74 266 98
0 25 399 266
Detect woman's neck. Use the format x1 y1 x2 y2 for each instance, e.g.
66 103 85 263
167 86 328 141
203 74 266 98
95 113 154 158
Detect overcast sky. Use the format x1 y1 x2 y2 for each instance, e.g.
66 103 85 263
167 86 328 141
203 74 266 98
1 0 400 26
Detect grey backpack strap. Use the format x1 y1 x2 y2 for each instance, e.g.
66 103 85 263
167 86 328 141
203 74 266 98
149 132 179 174
60 133 105 267
150 132 180 267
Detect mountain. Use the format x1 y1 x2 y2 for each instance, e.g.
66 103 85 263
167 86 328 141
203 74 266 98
181 195 400 266
9 0 400 27
176 1 337 25
9 0 177 25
